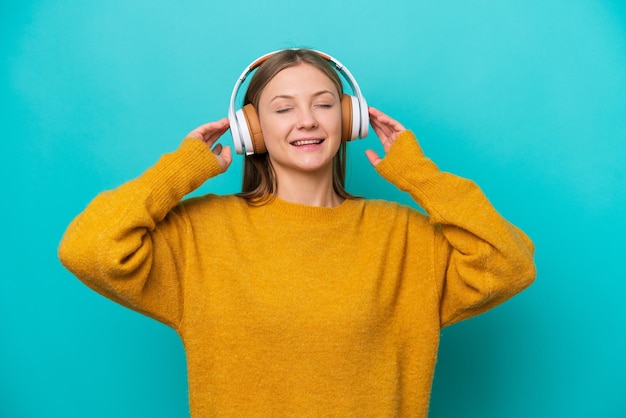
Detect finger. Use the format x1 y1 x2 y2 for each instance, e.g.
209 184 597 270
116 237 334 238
221 145 232 170
369 107 405 133
211 143 223 156
370 119 395 149
370 117 394 140
218 145 232 172
369 111 395 140
368 106 385 119
369 107 393 128
200 117 229 132
204 119 230 143
365 149 382 167
372 114 404 136
369 106 394 125
187 118 230 143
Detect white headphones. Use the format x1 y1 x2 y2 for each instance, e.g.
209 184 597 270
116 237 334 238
228 49 369 155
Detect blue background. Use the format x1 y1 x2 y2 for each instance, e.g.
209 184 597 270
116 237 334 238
2 0 625 416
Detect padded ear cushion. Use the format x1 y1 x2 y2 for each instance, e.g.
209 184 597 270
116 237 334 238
241 103 266 154
340 94 354 142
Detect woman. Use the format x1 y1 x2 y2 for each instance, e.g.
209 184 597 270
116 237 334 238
59 48 535 417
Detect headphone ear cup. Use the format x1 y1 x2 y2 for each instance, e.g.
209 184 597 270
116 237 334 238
341 94 360 142
242 103 266 154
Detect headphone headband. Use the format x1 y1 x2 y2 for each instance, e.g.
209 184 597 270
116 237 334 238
228 49 369 155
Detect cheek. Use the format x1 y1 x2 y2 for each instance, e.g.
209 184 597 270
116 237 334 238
258 112 283 144
326 109 343 138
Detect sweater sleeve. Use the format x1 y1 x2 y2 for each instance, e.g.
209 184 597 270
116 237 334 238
375 130 536 327
58 138 223 330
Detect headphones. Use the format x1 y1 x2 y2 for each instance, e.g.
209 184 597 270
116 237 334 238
228 49 369 155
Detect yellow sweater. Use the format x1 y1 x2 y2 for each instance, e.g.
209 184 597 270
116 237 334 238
59 130 535 417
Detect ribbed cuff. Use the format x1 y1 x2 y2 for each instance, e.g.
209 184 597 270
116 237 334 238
374 130 465 223
375 130 440 192
141 138 223 216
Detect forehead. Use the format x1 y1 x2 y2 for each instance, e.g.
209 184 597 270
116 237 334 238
261 63 338 98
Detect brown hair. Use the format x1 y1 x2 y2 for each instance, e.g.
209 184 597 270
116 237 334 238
236 48 354 204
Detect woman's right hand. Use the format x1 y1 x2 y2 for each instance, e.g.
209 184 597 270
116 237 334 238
186 118 232 172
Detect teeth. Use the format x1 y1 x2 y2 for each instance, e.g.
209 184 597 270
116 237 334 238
292 139 322 146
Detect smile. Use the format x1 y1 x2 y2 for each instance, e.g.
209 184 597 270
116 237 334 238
290 139 325 146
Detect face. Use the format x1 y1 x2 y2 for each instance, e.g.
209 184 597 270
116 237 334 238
257 63 343 181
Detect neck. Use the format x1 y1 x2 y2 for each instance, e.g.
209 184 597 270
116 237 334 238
273 170 344 208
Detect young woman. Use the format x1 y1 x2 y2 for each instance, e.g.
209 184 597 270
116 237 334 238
59 48 535 417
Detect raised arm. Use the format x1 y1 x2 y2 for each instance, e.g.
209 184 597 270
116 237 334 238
58 119 230 329
368 107 536 327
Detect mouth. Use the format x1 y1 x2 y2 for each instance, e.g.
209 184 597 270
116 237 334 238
290 138 325 147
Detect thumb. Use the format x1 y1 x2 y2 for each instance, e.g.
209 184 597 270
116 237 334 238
219 145 233 172
365 149 382 167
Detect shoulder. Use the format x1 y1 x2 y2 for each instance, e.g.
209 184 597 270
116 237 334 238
361 198 429 225
361 197 418 212
178 193 248 214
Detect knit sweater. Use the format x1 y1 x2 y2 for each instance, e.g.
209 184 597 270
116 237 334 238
58 130 535 417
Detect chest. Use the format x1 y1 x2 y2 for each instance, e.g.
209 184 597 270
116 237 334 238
186 225 436 346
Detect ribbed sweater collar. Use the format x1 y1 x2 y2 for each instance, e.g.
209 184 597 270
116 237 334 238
259 195 364 224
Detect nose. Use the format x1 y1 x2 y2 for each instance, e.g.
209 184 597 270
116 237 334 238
296 107 318 129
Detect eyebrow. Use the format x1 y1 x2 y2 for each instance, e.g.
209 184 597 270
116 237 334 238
269 89 337 103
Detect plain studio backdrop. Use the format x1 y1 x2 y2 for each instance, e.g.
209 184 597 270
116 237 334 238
1 1 625 417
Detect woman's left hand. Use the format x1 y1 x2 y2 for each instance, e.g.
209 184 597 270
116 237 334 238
365 107 406 167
